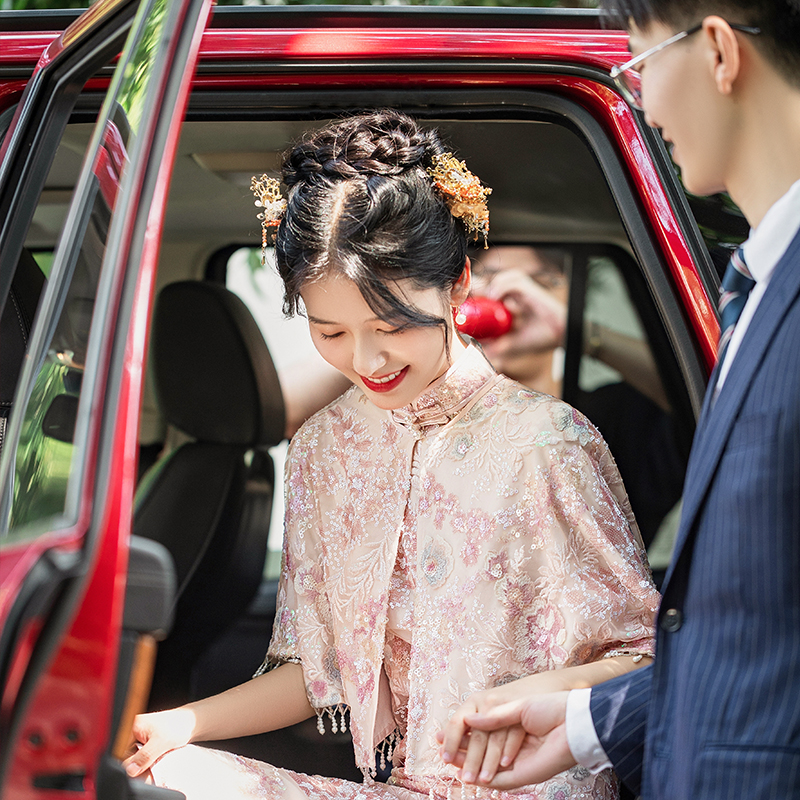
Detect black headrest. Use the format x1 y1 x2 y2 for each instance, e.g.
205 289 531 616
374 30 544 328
152 281 285 447
1 248 46 407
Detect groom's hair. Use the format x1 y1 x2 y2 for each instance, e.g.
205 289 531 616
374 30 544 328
600 0 800 88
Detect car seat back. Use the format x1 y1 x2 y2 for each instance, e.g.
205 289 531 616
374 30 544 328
135 280 285 708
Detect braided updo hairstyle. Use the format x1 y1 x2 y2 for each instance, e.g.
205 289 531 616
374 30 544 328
275 110 470 338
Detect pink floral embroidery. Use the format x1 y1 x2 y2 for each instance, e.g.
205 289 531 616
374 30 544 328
484 550 509 581
310 679 328 699
552 403 594 446
496 573 537 620
517 599 569 671
450 432 474 460
454 509 495 566
294 565 324 599
545 783 573 800
264 344 657 795
420 536 453 589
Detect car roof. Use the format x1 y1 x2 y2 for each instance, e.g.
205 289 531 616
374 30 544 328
0 6 618 32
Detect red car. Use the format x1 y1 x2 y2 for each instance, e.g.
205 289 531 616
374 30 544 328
0 1 738 798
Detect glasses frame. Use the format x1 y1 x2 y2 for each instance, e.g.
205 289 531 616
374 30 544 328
610 22 761 110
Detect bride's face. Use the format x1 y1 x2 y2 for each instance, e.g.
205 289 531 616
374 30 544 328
301 273 467 410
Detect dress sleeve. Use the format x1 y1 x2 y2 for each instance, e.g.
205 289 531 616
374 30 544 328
531 399 659 664
254 423 347 717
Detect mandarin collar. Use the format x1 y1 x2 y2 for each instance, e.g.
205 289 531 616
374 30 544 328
390 343 496 437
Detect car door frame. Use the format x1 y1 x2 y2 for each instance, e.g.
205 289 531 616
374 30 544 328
0 0 211 795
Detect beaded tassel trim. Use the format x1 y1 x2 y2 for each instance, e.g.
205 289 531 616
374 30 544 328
314 703 349 736
313 710 403 780
376 730 400 773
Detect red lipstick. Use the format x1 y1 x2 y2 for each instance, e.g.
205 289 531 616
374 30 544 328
361 366 408 393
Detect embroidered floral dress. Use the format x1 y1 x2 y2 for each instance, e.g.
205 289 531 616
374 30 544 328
151 345 658 800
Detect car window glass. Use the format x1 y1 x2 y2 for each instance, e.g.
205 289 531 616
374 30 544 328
225 245 314 580
578 250 686 579
1 108 110 467
26 123 100 260
1 1 170 542
582 256 645 388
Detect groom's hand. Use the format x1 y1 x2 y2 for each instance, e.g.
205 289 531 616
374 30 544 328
438 690 576 789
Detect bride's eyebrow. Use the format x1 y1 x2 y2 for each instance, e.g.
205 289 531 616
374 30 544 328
307 315 382 325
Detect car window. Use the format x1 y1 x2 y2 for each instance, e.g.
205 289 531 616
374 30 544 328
225 245 315 580
583 256 646 388
25 123 101 257
579 250 687 569
0 1 169 541
0 104 112 471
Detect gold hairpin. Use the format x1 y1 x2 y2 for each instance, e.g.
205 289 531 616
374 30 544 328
427 153 492 248
250 174 287 264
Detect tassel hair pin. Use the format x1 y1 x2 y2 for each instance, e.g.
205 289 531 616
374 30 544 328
250 174 287 264
427 153 491 248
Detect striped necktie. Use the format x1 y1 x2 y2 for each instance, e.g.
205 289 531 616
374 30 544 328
717 247 756 368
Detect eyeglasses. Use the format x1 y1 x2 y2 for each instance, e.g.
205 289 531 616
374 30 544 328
472 265 566 293
610 22 761 110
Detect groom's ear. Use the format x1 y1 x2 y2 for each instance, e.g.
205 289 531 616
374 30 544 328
702 16 742 97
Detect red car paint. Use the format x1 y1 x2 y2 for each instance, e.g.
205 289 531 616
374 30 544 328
0 7 721 798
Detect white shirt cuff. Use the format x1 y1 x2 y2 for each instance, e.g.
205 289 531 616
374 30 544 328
565 688 612 774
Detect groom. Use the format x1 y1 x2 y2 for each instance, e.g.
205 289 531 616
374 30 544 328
439 1 800 797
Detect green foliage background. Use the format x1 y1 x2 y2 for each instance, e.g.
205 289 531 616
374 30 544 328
3 0 597 9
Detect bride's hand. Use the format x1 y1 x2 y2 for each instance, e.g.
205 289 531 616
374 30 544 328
437 673 569 784
437 657 650 787
438 685 573 788
123 707 197 777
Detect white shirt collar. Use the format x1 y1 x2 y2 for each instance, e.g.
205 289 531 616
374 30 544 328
742 178 800 283
714 178 800 395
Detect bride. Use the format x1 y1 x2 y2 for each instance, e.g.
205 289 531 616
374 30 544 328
123 109 658 800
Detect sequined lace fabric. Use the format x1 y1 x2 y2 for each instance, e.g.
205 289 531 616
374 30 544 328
151 344 658 800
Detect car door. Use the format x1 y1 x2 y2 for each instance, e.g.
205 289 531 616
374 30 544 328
0 0 210 797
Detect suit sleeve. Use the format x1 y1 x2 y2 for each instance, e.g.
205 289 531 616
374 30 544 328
589 662 652 795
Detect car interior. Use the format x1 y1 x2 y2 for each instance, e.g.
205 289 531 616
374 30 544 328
5 76 731 782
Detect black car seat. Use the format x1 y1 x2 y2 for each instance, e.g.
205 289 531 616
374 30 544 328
134 280 285 709
0 248 46 452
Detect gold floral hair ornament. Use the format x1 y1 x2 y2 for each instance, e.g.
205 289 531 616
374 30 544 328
250 174 287 264
427 153 492 247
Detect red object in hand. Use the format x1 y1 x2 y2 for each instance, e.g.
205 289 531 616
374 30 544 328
455 295 513 339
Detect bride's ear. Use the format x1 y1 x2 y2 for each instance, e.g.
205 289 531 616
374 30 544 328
450 258 471 306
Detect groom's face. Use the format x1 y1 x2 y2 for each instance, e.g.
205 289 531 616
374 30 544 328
628 19 732 198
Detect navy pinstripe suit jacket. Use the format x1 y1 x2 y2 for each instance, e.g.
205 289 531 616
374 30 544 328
589 227 800 799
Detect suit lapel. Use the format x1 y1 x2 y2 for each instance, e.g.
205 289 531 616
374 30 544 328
663 231 800 590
